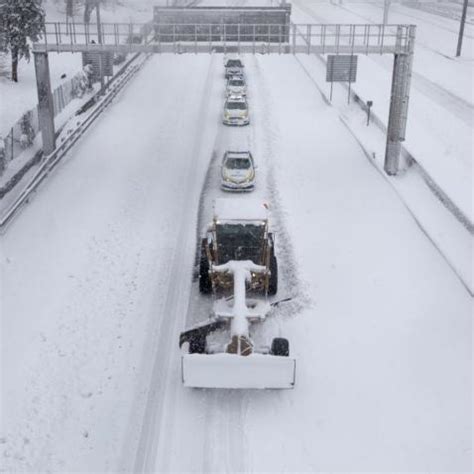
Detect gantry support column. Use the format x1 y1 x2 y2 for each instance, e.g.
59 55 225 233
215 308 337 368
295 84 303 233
384 26 415 175
34 52 56 156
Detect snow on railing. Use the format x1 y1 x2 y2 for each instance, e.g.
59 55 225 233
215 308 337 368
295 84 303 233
33 22 415 56
0 55 148 232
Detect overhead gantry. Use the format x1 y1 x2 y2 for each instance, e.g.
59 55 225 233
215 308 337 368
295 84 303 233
32 5 415 176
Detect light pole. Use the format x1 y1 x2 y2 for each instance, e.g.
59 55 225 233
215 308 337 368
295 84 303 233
383 0 391 25
456 0 469 57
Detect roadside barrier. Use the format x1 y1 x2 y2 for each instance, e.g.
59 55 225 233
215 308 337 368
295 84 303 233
0 53 149 232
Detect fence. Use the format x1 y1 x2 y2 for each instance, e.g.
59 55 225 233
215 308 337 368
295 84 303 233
1 70 89 175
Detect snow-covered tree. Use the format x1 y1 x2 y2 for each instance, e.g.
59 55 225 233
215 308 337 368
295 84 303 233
0 0 45 82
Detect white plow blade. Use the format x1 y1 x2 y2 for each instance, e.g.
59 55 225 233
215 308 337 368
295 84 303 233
182 353 296 389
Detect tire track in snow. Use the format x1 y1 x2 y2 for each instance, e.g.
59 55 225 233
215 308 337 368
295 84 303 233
132 54 218 474
200 54 309 473
293 0 474 126
251 54 310 320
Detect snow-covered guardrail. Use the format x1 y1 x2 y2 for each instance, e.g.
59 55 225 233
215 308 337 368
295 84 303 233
0 54 149 233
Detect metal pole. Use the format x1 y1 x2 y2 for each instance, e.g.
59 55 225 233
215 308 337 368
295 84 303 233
95 0 105 90
384 25 415 175
383 0 391 25
456 0 469 57
34 52 56 156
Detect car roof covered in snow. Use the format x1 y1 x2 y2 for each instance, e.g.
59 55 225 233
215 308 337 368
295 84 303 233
214 198 268 222
223 150 252 160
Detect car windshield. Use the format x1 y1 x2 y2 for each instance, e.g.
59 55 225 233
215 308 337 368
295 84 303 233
225 158 251 169
226 102 247 110
215 223 265 264
229 80 244 87
226 60 243 68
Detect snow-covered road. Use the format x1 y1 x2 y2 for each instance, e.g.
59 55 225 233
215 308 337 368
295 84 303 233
1 54 221 472
291 0 473 224
1 10 471 474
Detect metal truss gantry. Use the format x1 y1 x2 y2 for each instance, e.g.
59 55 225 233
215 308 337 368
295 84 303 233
33 21 415 175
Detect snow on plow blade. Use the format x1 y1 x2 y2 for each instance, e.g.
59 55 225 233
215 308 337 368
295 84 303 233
182 353 296 389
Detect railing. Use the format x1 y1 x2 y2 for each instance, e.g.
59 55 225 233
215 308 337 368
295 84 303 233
0 55 148 232
1 71 92 174
33 22 415 55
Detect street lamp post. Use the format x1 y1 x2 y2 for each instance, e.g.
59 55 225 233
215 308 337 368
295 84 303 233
456 0 469 57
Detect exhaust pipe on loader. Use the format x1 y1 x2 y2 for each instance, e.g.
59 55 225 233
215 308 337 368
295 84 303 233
180 260 296 389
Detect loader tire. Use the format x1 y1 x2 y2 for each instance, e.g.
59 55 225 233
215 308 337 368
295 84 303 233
199 239 212 294
271 337 289 357
189 334 206 354
268 255 278 296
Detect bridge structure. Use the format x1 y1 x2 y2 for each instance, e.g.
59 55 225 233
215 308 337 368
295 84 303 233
32 6 416 175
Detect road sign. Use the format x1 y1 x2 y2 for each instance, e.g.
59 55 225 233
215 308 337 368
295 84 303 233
82 52 114 80
326 55 358 83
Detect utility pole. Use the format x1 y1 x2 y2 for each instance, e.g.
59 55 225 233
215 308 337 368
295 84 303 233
456 0 469 57
383 0 391 25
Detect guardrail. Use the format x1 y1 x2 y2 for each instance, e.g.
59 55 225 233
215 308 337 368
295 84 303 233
0 55 149 232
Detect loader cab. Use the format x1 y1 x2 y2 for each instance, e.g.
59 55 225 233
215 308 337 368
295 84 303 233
200 199 277 296
214 220 267 265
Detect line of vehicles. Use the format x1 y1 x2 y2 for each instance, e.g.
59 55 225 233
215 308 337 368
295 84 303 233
221 58 255 192
178 58 296 390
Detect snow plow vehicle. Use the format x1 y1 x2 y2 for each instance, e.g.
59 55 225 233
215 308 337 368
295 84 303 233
180 261 295 389
199 199 278 296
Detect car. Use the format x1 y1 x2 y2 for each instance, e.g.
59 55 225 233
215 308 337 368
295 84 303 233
221 151 255 191
226 76 247 97
224 58 244 79
198 198 278 296
223 96 249 126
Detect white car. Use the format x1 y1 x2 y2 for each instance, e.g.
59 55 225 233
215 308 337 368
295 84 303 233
223 96 249 126
221 151 256 191
226 76 247 97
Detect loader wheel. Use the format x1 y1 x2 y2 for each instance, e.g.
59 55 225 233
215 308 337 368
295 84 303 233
199 239 212 294
189 334 206 354
270 337 289 357
268 255 278 296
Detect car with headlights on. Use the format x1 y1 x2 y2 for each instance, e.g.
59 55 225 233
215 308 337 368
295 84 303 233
223 96 249 126
221 151 256 191
226 76 247 97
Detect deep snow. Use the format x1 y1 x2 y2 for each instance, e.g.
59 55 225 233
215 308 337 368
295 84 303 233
1 1 472 473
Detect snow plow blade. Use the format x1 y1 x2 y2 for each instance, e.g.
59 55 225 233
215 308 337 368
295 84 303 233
181 353 296 389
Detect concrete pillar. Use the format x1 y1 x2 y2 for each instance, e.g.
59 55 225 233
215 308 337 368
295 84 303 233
384 27 415 175
34 52 56 156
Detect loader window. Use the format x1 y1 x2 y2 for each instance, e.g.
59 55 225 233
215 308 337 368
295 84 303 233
215 223 265 264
